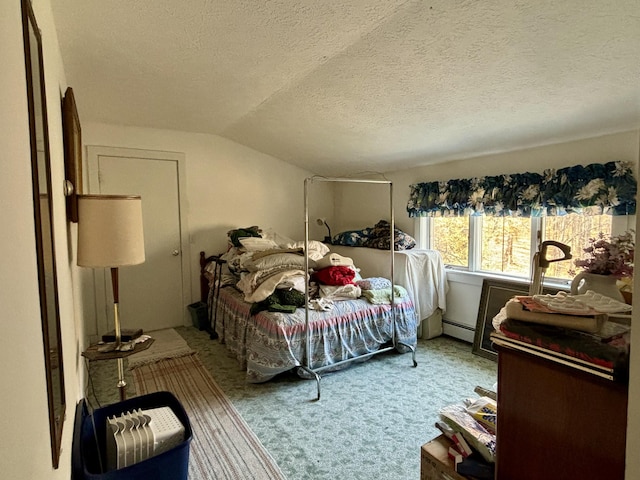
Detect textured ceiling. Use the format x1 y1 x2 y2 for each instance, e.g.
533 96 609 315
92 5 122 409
51 0 640 176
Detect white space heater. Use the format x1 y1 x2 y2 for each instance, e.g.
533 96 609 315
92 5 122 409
105 407 185 470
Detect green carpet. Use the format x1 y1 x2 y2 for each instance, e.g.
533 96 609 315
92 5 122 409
86 326 497 480
132 353 286 479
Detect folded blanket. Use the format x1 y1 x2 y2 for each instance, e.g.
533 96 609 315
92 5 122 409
285 240 331 261
237 269 306 303
251 247 304 260
312 265 356 286
276 275 306 293
356 277 391 290
319 284 361 301
361 285 409 304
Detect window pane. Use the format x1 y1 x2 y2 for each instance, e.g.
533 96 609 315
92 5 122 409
543 214 612 280
481 216 532 276
431 217 469 267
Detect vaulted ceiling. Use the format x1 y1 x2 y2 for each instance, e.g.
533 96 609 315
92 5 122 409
51 0 640 176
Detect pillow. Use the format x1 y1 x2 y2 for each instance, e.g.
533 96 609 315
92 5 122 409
315 252 354 269
246 252 312 272
362 220 416 251
239 237 279 252
285 240 331 261
261 228 295 246
331 228 372 247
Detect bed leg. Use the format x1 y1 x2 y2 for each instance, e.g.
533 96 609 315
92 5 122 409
206 255 226 341
397 341 418 367
313 372 321 401
208 285 218 340
299 367 322 401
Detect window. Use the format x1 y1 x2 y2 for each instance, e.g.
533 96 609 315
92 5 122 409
481 216 533 276
430 216 469 267
408 160 635 281
542 214 613 279
422 214 614 281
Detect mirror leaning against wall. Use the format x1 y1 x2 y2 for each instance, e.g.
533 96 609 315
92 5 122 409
22 0 66 468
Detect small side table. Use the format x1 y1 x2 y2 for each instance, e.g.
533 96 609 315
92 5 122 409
82 338 155 401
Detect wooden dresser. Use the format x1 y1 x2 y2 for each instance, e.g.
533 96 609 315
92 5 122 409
494 344 628 480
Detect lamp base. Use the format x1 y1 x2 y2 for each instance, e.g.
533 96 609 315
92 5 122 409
117 357 127 401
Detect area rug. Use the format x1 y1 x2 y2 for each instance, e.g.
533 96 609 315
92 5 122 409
127 328 194 368
131 353 286 480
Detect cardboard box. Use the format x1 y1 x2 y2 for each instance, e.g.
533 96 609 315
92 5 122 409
421 435 468 480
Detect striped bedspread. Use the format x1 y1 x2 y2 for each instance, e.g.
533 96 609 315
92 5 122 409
212 286 418 382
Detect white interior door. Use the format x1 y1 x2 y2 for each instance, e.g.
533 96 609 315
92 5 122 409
87 146 190 335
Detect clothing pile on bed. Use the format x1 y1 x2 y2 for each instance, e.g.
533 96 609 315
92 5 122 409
357 277 409 305
210 226 410 314
311 252 360 302
330 219 417 250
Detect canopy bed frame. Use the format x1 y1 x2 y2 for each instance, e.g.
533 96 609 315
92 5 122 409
199 176 419 401
299 176 417 399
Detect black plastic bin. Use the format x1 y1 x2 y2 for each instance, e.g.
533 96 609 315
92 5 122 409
72 391 192 480
188 301 209 330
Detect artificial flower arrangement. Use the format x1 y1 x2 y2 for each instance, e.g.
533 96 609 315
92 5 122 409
571 231 634 279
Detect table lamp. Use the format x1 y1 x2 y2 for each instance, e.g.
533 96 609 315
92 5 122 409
77 194 145 400
316 217 332 244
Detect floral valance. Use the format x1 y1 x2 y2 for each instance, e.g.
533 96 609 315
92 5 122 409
407 161 636 217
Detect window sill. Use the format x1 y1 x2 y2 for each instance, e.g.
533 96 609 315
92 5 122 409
445 268 570 291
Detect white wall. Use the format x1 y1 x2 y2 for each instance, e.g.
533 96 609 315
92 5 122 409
336 130 640 236
82 123 334 307
335 130 640 479
333 131 639 338
1 0 82 478
2 1 331 476
3 0 639 477
394 131 640 336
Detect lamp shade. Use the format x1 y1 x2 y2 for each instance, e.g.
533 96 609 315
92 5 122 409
77 195 145 267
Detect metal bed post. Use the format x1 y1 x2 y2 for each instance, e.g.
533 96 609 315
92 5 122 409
390 180 395 346
301 176 417 401
202 254 226 340
388 180 417 367
211 256 226 340
300 177 322 400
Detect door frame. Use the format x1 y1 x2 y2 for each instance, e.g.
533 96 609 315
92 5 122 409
85 145 191 337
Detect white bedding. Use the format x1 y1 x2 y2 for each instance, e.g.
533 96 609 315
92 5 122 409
328 245 448 338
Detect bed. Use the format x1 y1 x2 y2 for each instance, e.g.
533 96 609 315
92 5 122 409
199 240 419 400
327 245 447 339
198 177 442 399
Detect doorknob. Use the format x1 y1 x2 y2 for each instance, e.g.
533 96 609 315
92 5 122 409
172 249 180 256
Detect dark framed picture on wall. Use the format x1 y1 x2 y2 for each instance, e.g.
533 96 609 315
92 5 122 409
472 278 561 360
62 86 82 222
22 0 66 467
